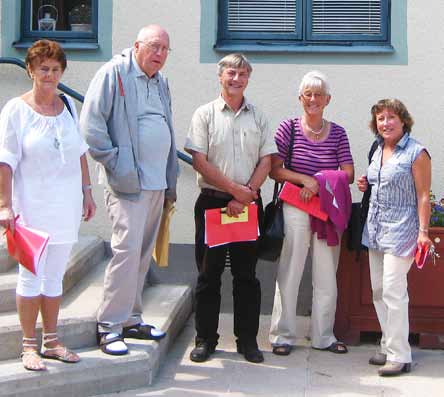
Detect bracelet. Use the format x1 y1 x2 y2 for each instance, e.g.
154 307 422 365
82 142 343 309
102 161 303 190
419 226 429 233
82 184 92 191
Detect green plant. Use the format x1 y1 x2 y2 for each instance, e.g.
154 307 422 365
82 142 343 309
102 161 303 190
69 3 91 24
430 191 444 227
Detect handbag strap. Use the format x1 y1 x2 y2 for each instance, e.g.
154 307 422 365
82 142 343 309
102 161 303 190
273 119 296 202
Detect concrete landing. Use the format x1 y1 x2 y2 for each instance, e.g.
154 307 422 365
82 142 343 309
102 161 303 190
98 314 444 397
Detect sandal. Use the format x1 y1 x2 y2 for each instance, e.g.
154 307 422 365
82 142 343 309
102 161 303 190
98 333 128 356
272 344 292 356
122 323 166 341
21 337 46 371
316 341 348 354
40 333 80 363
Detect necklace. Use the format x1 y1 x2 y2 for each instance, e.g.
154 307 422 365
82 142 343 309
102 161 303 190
304 118 325 139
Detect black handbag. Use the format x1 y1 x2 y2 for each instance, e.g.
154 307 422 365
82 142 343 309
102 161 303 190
346 139 379 257
258 183 285 261
258 120 295 261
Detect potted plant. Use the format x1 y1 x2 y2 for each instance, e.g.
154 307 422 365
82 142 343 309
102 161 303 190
430 191 444 227
69 3 92 32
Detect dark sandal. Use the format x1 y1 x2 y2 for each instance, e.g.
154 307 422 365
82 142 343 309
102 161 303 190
122 323 166 341
272 344 292 356
322 341 348 354
99 333 128 356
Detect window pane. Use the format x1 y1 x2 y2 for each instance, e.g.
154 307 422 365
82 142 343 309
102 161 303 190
227 0 296 32
311 0 382 35
31 0 92 33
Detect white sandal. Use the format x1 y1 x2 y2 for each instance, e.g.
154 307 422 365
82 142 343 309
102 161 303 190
21 337 46 371
40 332 80 363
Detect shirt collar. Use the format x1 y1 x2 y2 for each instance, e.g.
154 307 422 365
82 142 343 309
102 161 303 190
376 132 410 149
216 95 251 112
131 53 159 82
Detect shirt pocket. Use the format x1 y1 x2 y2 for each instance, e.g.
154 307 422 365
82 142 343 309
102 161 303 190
240 124 261 159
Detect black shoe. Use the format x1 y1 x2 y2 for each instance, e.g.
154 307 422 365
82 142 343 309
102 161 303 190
369 352 387 366
122 323 166 341
190 342 215 363
237 342 264 363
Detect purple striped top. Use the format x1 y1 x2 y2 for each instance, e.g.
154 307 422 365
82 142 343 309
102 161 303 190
275 118 353 176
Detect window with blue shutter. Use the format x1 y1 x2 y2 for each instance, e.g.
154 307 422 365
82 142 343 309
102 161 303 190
217 0 390 51
18 0 98 46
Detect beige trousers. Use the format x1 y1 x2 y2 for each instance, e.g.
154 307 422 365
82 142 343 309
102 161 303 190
97 189 164 334
368 249 413 363
270 203 341 349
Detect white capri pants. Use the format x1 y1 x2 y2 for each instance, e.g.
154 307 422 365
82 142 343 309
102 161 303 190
368 249 413 364
16 243 73 298
270 203 341 349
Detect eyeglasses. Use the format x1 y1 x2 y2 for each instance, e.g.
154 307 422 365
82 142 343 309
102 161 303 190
301 92 325 100
138 41 171 54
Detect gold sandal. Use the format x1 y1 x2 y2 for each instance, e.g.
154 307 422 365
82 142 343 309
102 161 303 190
21 337 46 371
40 332 80 363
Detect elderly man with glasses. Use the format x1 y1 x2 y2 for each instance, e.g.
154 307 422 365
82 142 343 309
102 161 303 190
80 25 178 355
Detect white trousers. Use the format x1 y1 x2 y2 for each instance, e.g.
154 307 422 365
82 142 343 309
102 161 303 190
368 249 413 363
16 243 73 297
270 204 340 348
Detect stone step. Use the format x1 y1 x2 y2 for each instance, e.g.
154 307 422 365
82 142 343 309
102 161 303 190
0 243 16 273
0 235 105 313
0 283 192 397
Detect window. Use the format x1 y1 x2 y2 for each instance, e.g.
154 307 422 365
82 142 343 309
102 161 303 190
19 0 98 46
217 0 391 52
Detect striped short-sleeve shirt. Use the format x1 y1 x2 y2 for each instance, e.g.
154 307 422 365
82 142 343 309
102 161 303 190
362 133 429 257
274 117 353 175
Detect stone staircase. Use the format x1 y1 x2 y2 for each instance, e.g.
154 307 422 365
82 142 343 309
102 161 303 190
0 236 193 397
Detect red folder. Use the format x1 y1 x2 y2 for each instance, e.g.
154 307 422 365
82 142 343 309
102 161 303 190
279 182 328 221
205 203 259 248
5 222 49 275
415 244 429 269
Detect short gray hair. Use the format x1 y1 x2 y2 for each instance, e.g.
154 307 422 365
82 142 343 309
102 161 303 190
299 70 330 95
217 53 252 76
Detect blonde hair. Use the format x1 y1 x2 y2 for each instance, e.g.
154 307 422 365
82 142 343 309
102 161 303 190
217 53 252 76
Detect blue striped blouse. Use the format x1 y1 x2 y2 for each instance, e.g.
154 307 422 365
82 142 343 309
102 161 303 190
362 133 428 257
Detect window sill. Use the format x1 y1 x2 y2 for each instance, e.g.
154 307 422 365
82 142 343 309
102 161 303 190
13 40 99 51
214 42 394 54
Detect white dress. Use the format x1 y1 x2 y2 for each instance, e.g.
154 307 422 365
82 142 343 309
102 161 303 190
0 96 88 244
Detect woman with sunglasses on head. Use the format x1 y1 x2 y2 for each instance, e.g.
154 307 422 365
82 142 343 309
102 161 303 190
0 40 96 371
269 71 354 356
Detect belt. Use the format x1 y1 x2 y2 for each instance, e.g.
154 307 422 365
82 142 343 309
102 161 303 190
201 188 233 200
201 188 261 200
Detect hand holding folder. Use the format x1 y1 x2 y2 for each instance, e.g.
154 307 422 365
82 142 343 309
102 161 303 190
5 217 49 275
205 203 258 248
278 182 328 221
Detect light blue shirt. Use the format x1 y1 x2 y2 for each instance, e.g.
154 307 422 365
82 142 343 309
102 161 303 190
362 133 428 257
131 54 171 190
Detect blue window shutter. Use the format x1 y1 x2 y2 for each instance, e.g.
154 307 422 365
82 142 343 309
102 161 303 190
220 0 302 40
307 0 389 42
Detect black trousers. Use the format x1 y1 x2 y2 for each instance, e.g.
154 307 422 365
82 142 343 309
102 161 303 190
193 193 263 347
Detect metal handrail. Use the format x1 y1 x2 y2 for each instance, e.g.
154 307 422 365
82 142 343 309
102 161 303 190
0 56 193 165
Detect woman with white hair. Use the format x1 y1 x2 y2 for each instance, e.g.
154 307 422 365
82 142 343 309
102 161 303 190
269 71 354 356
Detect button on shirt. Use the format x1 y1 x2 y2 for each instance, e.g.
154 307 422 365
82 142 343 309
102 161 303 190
362 134 428 257
131 54 171 190
185 96 276 190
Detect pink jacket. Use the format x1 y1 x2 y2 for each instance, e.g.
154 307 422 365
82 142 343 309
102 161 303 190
310 170 352 246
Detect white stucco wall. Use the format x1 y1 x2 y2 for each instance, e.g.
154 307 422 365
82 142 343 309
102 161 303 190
0 0 443 244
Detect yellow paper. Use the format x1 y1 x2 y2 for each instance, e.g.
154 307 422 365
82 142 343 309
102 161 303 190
221 207 248 224
152 199 175 267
